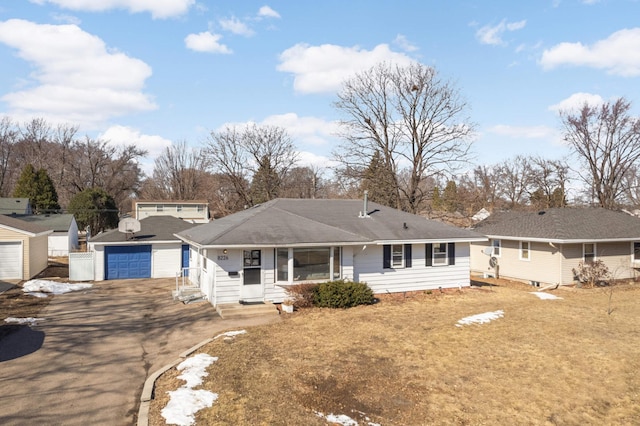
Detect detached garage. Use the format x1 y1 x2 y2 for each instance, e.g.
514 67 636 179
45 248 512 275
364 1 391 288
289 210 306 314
0 215 51 280
89 216 196 281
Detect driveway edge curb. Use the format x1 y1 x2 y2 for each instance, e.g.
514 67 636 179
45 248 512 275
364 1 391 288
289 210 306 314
136 338 215 426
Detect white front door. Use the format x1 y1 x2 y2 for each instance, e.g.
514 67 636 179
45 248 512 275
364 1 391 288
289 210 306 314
241 249 263 302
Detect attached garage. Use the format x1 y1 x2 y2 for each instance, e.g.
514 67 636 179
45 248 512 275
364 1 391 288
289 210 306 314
0 215 51 281
105 245 151 279
89 216 196 281
0 241 22 279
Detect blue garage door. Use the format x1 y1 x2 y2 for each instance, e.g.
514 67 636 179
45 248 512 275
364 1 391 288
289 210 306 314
105 245 152 280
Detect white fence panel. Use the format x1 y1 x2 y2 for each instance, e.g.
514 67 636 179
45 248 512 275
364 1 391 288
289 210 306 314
69 252 95 281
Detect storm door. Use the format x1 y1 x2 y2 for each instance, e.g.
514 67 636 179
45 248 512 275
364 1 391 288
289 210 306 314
241 249 263 302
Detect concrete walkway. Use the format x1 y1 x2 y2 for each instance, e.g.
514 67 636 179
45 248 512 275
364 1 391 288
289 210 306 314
0 278 279 425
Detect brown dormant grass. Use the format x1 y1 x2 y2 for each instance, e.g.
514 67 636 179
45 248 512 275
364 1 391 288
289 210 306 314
149 279 640 425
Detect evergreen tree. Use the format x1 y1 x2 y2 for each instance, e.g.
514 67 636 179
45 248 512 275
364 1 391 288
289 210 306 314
13 164 60 213
443 180 459 213
68 188 119 234
250 155 280 204
361 150 399 208
431 186 443 211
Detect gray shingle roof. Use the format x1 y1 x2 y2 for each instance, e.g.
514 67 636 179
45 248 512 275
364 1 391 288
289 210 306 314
177 198 484 247
0 214 50 235
472 208 640 241
0 198 30 215
13 214 75 232
90 216 197 243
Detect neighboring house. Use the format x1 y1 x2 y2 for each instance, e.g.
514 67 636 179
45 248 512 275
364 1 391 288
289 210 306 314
15 214 79 256
0 214 51 280
89 216 196 280
470 208 640 286
0 198 32 215
175 198 486 306
132 200 209 223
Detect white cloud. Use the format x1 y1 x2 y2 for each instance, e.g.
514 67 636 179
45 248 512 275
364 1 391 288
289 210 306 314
184 31 231 54
476 19 527 46
540 28 640 76
99 125 172 175
277 43 415 94
29 0 194 19
488 124 557 139
258 5 280 19
262 113 340 147
548 92 605 113
393 34 419 52
0 19 155 129
51 13 81 25
219 16 255 37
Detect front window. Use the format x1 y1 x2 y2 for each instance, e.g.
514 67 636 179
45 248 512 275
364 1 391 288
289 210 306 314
520 241 530 260
197 205 204 213
177 204 183 212
156 204 164 212
333 247 341 279
584 243 595 263
433 243 448 265
492 239 501 257
294 248 330 281
634 242 640 261
277 248 288 281
392 244 404 268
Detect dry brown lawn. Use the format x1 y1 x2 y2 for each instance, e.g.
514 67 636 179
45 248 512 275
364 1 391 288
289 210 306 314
149 279 640 425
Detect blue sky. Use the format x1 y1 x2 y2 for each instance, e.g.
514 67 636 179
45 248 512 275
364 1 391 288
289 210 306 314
1 0 639 176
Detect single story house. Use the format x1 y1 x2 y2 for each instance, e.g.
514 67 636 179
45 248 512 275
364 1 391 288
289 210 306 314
0 214 51 280
14 214 79 256
175 198 486 306
88 216 196 280
132 199 210 223
0 198 32 215
470 208 640 286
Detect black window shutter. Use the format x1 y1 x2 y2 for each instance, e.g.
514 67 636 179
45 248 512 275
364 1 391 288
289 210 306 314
404 244 412 268
448 242 455 265
426 243 433 267
383 244 391 269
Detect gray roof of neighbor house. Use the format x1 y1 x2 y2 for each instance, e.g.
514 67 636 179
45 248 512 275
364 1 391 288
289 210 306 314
0 198 30 215
0 214 51 235
90 216 197 244
13 214 76 232
176 198 485 247
472 208 640 242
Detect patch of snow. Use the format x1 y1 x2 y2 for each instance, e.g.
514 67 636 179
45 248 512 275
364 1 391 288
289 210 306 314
530 292 563 300
26 292 49 298
315 411 380 426
22 279 92 295
176 353 218 388
456 310 504 327
213 329 246 339
4 317 44 326
161 353 219 426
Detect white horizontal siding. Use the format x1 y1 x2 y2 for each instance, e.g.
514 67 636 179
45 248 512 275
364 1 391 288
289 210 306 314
355 243 471 294
92 245 105 281
48 234 70 256
212 249 242 305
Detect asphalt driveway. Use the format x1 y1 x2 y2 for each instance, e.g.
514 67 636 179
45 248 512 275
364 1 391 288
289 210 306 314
0 278 279 425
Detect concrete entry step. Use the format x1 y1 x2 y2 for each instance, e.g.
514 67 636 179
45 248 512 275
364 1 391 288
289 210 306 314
216 302 279 319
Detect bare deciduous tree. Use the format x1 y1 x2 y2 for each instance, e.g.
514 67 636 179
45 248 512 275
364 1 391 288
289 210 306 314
561 98 640 209
334 61 476 213
142 140 211 200
204 124 298 208
0 116 18 196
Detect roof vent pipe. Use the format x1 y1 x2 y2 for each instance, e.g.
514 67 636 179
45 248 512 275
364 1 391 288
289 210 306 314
359 190 370 218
